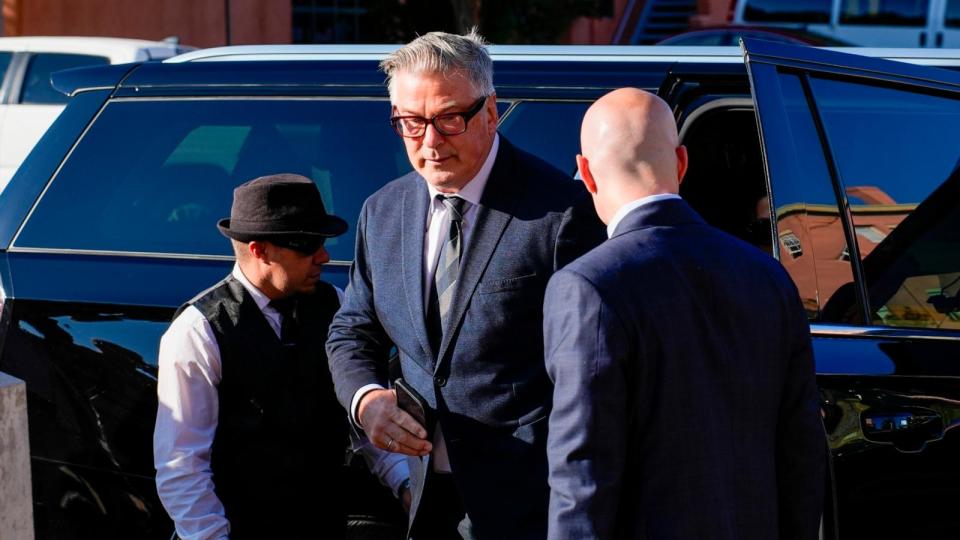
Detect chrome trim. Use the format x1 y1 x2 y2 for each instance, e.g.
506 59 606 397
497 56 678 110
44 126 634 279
169 44 747 64
70 85 116 97
677 97 753 142
811 323 960 342
167 44 960 66
6 246 352 267
496 100 519 125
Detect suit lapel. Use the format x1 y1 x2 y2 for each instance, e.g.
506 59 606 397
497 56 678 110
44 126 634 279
400 179 436 363
435 141 517 368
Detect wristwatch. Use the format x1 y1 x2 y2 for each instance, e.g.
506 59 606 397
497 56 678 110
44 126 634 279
396 478 411 498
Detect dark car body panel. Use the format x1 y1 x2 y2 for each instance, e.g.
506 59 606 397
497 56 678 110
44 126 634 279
745 39 960 539
2 43 960 538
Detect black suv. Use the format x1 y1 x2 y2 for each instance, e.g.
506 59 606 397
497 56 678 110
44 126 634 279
2 40 960 539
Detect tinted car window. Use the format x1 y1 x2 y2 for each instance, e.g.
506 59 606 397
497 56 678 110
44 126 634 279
760 72 856 321
20 53 109 104
947 0 960 26
742 0 831 23
16 98 410 261
0 52 12 84
840 0 929 26
809 76 960 329
499 101 589 175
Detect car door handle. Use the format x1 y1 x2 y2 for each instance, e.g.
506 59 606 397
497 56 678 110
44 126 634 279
920 32 927 47
861 408 944 453
936 32 944 48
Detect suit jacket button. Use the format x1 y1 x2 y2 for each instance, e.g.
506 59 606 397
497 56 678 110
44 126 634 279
434 376 446 387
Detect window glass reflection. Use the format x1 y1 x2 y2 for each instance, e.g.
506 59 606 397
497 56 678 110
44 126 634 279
948 0 960 26
17 99 410 261
21 53 109 104
810 76 960 330
743 0 831 23
764 72 855 321
498 101 589 176
840 0 929 26
0 52 12 84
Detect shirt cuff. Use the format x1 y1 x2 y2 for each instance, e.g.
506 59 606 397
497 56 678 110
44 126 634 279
381 453 410 496
351 383 386 426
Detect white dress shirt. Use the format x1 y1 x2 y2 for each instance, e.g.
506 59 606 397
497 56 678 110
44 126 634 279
606 193 682 238
351 135 500 473
155 264 409 540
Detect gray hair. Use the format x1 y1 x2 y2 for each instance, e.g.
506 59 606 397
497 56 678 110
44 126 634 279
380 29 495 99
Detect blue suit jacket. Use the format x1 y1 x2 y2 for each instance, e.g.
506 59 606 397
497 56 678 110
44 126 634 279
543 198 825 540
327 137 604 538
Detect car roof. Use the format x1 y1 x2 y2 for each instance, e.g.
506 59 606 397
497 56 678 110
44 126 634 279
168 43 960 68
54 43 960 99
169 44 747 64
0 36 192 62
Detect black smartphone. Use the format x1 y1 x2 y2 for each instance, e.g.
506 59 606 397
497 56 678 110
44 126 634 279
394 378 433 438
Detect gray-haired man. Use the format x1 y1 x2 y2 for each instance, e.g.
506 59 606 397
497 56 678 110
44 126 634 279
327 30 603 539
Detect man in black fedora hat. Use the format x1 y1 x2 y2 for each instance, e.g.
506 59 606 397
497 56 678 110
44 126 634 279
154 174 409 540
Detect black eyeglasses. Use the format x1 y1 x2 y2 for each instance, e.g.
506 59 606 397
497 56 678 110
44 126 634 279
390 96 487 138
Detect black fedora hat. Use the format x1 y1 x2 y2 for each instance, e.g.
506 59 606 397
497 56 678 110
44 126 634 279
218 174 348 247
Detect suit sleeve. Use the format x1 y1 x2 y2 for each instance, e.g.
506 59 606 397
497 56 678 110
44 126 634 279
777 285 827 540
544 268 628 540
326 200 393 413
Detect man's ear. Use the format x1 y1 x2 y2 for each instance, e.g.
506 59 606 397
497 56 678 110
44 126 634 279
248 240 269 263
485 93 499 132
676 145 689 186
577 154 597 195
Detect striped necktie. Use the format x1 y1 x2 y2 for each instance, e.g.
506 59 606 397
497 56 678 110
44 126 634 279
428 195 469 353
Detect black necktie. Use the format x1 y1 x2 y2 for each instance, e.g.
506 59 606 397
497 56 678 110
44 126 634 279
269 297 299 346
428 195 469 353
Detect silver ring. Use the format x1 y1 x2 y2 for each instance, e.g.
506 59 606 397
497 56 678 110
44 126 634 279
386 437 396 451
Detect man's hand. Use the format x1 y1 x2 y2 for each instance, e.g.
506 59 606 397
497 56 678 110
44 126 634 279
358 389 432 457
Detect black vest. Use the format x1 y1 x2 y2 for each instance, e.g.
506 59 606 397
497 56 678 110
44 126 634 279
180 275 347 539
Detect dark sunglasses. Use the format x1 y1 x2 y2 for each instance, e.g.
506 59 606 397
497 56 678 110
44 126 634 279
271 236 326 255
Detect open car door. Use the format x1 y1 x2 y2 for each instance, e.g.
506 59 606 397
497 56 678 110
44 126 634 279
742 38 960 540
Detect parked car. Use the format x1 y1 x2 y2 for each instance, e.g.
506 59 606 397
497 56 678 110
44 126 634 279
733 0 960 47
657 25 850 46
0 36 195 190
2 41 960 539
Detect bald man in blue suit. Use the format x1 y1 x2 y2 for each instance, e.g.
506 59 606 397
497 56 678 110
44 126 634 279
543 88 825 540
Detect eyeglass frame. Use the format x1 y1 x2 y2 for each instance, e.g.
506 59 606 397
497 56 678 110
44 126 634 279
269 236 326 256
390 96 488 138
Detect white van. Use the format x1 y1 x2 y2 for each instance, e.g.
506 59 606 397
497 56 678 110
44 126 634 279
0 36 194 189
733 0 960 48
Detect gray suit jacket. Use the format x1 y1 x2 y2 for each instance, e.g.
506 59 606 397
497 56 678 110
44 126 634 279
544 198 825 540
327 137 604 538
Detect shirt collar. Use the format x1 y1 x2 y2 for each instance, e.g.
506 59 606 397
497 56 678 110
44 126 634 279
232 263 271 313
426 133 499 208
606 193 682 238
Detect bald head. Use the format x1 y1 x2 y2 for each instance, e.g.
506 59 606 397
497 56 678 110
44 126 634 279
577 88 687 224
